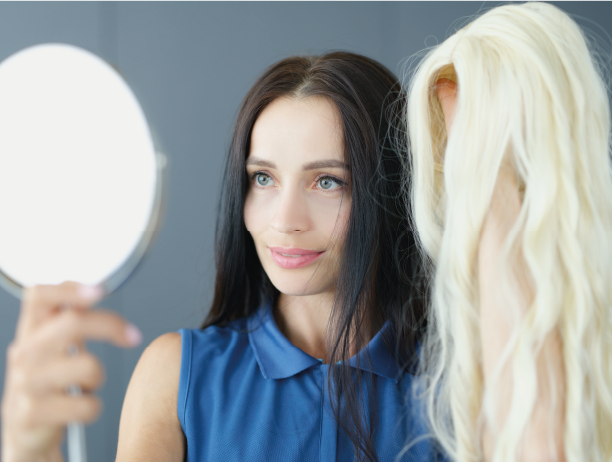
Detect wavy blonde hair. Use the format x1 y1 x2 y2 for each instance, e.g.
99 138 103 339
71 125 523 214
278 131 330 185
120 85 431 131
406 3 612 461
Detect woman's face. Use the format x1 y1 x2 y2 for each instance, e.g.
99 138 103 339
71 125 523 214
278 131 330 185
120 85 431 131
244 96 350 297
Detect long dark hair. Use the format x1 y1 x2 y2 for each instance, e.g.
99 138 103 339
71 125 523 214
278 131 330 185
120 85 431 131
203 51 428 462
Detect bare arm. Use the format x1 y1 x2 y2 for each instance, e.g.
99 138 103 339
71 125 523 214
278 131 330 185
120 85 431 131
115 333 185 462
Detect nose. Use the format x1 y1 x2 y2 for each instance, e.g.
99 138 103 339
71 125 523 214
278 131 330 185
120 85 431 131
270 185 310 234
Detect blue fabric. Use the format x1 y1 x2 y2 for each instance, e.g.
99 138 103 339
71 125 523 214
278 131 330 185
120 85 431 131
178 304 443 461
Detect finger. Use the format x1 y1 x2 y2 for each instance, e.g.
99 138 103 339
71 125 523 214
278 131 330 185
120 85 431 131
436 78 458 135
17 282 104 340
27 352 105 394
16 393 102 427
20 309 141 363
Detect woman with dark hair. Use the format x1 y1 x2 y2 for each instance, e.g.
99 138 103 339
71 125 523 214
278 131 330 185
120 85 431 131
2 52 434 462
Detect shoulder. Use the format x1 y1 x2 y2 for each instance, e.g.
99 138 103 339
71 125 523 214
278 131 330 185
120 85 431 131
124 331 182 408
130 332 183 397
178 319 254 387
142 332 182 368
116 333 184 461
125 332 182 400
179 318 250 361
177 320 259 436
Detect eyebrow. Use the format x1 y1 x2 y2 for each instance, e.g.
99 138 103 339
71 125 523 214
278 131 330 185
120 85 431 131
245 157 346 171
245 157 276 168
302 159 346 171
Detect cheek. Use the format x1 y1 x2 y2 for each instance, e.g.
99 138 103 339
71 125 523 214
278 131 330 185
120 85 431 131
243 190 273 236
313 195 351 243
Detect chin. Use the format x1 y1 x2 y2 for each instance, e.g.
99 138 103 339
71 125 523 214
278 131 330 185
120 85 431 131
266 269 329 297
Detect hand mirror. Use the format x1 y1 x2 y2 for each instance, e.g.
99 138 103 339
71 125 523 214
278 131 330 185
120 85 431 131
0 44 165 461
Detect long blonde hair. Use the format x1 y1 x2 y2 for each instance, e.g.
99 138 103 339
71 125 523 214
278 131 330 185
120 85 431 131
407 3 612 461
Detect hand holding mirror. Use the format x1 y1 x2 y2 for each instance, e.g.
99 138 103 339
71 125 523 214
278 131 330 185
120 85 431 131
0 44 165 462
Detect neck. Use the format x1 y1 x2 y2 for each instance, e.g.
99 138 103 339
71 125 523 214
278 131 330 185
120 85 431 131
274 291 378 363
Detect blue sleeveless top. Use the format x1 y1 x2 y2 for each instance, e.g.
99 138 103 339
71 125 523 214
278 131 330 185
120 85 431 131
178 305 442 461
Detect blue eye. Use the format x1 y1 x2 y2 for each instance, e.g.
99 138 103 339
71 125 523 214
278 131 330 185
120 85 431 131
318 176 341 190
256 173 273 186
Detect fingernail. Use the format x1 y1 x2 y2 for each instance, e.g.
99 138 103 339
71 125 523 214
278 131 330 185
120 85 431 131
78 284 104 301
125 323 142 346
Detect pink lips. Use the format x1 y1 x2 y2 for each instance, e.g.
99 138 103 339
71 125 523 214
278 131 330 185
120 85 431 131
269 247 325 269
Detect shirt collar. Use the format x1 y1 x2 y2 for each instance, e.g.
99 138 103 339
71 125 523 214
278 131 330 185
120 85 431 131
247 303 404 383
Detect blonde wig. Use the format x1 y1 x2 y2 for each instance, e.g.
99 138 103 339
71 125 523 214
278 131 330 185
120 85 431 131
406 3 612 461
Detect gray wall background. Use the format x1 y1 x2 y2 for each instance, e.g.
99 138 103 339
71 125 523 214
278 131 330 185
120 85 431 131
0 2 609 461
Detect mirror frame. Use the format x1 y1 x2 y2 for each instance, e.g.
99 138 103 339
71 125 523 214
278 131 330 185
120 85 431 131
0 44 167 299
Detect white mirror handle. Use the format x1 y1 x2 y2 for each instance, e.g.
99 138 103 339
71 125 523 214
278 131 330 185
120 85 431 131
65 311 87 462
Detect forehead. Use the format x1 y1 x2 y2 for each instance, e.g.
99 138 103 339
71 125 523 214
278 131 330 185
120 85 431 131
249 96 344 166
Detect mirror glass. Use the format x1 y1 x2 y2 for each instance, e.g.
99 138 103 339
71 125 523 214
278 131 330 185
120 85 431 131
0 43 164 296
